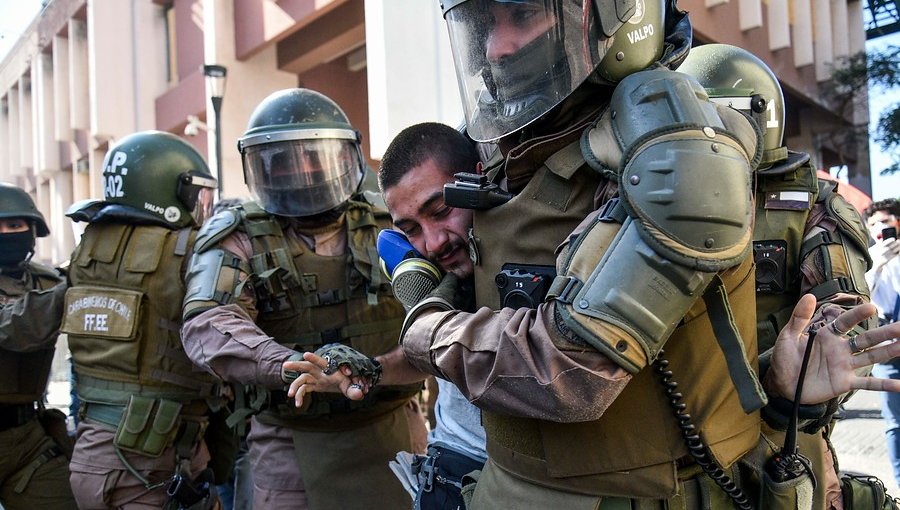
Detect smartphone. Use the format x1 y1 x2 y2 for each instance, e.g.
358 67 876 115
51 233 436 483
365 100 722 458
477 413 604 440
883 226 898 240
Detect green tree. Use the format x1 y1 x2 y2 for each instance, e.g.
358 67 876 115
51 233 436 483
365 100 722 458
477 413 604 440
829 45 900 175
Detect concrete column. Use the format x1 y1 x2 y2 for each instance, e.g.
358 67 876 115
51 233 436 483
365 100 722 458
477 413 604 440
133 0 168 131
831 0 849 62
739 0 762 31
202 0 296 200
848 1 865 56
50 171 75 263
19 76 34 173
364 0 462 160
792 0 814 66
8 86 21 177
35 179 52 263
0 102 8 179
767 0 790 50
88 0 137 139
52 35 71 143
69 19 90 131
35 53 60 174
813 0 834 81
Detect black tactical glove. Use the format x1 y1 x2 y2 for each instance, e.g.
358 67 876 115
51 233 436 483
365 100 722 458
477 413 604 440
314 343 383 387
281 352 306 384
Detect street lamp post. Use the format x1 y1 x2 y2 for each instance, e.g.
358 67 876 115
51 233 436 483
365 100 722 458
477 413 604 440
203 64 228 200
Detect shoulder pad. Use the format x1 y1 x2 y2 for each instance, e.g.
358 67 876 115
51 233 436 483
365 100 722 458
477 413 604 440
65 199 106 222
360 190 388 212
825 191 871 266
27 261 64 283
583 109 623 178
816 178 836 204
758 151 811 177
240 201 269 220
193 209 240 254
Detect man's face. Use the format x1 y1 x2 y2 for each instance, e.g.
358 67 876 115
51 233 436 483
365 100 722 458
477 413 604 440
0 218 30 234
867 209 900 241
484 2 556 64
384 158 475 278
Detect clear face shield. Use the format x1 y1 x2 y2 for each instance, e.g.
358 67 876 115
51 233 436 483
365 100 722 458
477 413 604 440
178 173 218 226
445 0 614 142
241 131 364 217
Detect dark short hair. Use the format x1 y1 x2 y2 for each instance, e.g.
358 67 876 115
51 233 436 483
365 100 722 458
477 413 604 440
378 122 479 192
864 198 900 219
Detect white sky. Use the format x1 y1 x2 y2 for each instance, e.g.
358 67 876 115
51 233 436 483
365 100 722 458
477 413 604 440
866 33 900 201
0 1 896 199
0 0 42 64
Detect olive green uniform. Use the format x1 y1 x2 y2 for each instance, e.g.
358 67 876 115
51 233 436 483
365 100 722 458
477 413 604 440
0 262 76 510
182 199 417 510
64 222 218 508
754 152 873 509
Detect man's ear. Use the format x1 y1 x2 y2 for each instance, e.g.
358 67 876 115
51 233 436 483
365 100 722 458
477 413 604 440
475 161 484 175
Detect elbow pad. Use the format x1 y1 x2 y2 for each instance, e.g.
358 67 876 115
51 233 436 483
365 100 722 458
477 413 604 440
182 210 248 321
556 70 759 373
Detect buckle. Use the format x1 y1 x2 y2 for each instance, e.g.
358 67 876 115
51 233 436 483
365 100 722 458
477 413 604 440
597 197 623 223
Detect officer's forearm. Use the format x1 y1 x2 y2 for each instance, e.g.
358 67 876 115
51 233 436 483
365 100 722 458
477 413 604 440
374 346 427 386
0 282 66 352
181 304 296 388
403 303 631 422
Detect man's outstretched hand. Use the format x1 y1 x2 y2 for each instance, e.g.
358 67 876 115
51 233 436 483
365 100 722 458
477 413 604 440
283 352 371 408
766 294 900 404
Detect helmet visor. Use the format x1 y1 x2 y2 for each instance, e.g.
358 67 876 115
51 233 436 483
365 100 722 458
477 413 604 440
445 0 609 142
242 138 363 216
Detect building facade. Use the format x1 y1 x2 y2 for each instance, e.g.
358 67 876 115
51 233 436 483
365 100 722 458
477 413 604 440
0 0 871 265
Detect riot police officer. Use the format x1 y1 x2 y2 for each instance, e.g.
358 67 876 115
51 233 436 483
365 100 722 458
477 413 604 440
64 131 221 509
391 1 900 509
181 88 417 510
0 183 75 509
680 43 877 509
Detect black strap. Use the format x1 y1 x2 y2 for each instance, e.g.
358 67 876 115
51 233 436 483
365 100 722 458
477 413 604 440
702 276 767 413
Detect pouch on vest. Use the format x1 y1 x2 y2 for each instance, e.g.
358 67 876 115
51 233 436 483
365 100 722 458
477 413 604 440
62 286 143 376
761 469 815 510
841 474 900 510
114 395 183 457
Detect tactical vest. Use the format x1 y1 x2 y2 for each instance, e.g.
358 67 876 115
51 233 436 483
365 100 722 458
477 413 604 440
0 262 63 404
474 141 760 498
63 223 218 405
754 153 872 352
234 200 415 429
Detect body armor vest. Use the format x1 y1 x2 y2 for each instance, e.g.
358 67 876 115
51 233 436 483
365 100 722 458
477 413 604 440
475 141 760 498
0 263 63 404
754 153 872 352
64 223 218 405
235 200 415 429
754 154 821 352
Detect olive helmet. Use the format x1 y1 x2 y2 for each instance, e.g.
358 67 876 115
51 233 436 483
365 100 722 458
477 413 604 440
237 88 365 217
0 183 49 237
678 44 786 167
101 131 217 228
438 0 666 141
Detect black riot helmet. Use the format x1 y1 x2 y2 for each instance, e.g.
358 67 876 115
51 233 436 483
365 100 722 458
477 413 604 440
439 0 667 142
237 89 365 217
0 183 49 270
0 183 49 237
